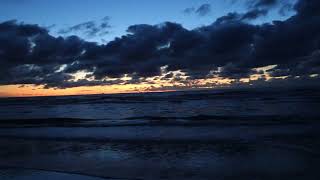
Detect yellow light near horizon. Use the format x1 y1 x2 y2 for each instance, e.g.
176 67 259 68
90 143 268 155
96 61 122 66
0 84 156 97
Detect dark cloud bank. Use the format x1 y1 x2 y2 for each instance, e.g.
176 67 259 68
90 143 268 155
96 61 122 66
0 0 319 90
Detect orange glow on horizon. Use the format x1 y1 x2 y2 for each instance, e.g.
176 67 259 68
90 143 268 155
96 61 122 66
0 84 157 97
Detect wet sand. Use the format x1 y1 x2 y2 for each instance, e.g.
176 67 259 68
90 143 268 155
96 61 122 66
0 168 108 180
0 122 320 179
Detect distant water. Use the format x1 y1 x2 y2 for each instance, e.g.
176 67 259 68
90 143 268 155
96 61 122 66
0 88 319 122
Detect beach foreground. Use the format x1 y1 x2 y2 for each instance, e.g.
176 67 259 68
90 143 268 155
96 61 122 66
0 121 320 180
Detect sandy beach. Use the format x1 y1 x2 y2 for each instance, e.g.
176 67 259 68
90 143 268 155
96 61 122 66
1 121 320 180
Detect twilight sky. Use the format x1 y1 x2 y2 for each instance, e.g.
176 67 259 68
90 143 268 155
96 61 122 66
0 0 319 97
0 0 291 42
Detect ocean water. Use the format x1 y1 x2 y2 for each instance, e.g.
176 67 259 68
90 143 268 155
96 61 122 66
0 88 320 179
1 87 320 122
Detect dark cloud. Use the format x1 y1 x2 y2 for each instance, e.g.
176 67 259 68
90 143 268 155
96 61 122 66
251 0 278 8
279 3 294 16
231 0 279 8
294 0 320 18
58 16 111 38
0 20 47 36
183 3 211 16
196 4 211 16
242 9 268 20
214 9 268 24
218 63 257 79
0 20 91 88
183 7 195 14
0 0 319 89
244 0 296 17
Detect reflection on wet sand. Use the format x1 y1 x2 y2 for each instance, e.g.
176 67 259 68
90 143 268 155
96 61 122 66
0 168 108 180
0 134 319 180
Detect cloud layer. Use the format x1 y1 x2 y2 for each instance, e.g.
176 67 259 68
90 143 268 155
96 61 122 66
0 0 319 89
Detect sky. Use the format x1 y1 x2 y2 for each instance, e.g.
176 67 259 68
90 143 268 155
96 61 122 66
0 0 319 97
0 0 290 42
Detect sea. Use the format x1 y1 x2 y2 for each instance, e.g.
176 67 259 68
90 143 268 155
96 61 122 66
0 87 320 179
